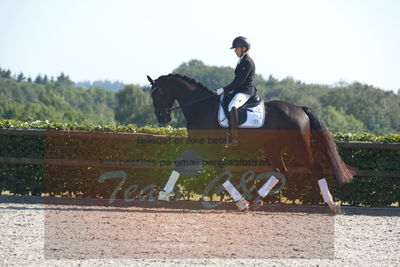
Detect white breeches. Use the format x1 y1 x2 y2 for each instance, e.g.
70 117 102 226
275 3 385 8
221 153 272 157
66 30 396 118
228 93 251 112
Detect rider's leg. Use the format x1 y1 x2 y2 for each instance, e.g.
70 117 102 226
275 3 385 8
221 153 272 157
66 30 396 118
228 93 251 146
229 107 239 146
228 93 252 112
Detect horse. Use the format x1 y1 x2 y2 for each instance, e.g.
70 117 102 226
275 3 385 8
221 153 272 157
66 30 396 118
146 73 356 212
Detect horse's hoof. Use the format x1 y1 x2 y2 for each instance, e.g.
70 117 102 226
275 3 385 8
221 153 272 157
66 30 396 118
328 202 341 214
250 200 264 211
236 198 250 211
241 206 249 212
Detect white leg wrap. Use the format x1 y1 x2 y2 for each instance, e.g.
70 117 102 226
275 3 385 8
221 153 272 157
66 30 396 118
163 170 180 193
257 176 279 198
158 170 180 201
318 178 333 203
157 191 170 201
222 180 242 202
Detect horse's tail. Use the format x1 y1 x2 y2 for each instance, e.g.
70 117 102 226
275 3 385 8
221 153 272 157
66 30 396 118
301 106 356 184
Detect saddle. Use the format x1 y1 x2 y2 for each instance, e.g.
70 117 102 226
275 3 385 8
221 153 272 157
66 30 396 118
218 93 265 128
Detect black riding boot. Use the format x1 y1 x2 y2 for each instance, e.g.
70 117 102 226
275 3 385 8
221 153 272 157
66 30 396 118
229 107 239 146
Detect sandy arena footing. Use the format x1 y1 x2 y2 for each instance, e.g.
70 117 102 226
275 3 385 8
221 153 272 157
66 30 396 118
0 196 399 266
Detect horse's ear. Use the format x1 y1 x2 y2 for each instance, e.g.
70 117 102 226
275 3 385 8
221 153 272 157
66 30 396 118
147 75 154 85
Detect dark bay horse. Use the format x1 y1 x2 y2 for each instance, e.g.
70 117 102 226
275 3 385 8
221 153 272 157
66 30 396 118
147 74 356 212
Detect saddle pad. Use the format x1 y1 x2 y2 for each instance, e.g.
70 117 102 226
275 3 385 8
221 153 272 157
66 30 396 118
218 94 265 128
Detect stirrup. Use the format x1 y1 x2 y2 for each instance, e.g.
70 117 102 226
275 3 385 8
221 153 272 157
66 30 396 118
224 136 229 148
230 134 239 146
224 135 232 148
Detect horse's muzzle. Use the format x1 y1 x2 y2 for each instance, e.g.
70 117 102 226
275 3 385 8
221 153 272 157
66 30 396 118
155 112 171 124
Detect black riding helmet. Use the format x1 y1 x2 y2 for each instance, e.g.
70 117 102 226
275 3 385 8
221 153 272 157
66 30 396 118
230 36 251 49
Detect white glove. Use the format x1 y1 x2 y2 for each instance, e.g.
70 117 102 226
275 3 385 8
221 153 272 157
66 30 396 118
216 88 224 95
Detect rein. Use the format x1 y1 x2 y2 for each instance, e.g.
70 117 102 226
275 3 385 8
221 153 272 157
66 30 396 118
169 93 220 112
151 77 230 115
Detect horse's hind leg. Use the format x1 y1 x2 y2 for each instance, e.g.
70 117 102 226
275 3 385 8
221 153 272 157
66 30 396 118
287 130 340 213
286 130 324 204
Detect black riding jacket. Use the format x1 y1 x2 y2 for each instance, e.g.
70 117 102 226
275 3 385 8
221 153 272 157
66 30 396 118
223 54 256 96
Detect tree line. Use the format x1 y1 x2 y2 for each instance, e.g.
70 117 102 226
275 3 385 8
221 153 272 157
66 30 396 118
0 68 73 85
0 62 399 134
75 80 124 91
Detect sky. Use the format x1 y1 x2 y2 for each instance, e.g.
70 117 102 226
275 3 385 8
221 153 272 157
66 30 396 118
0 0 399 91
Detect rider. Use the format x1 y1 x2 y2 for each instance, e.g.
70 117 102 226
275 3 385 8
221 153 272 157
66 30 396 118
216 36 256 146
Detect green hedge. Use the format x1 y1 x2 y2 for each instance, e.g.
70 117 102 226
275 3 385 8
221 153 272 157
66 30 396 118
0 120 399 207
333 133 400 206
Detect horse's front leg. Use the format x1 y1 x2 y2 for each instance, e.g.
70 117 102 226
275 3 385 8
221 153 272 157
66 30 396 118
205 144 250 211
249 144 286 211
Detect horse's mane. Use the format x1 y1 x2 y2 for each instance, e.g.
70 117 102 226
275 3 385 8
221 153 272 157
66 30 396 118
156 73 216 95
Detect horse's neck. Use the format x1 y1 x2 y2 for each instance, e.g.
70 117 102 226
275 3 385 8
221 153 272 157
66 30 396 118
173 81 218 129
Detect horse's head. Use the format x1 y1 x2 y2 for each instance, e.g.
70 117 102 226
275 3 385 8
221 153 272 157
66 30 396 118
147 74 216 126
147 75 175 124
